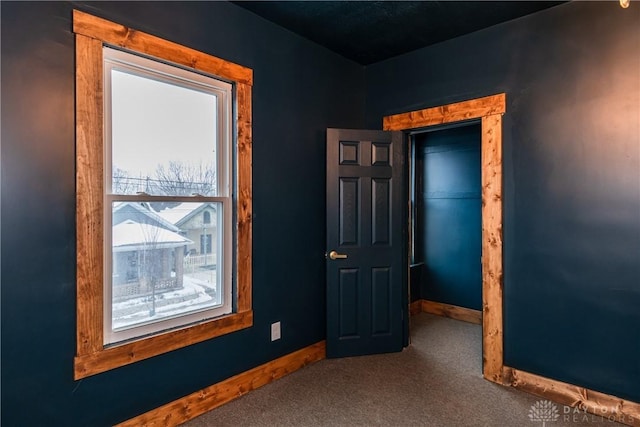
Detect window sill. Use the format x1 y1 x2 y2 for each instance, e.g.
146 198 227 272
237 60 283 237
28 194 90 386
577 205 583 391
74 310 253 379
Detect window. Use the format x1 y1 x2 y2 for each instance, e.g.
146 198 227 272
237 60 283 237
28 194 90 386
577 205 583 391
104 47 233 344
74 10 253 379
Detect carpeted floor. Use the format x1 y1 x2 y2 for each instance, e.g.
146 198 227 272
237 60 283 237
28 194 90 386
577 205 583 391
184 313 624 426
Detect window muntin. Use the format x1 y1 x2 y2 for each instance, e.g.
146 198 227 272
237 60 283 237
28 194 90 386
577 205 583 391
103 48 232 345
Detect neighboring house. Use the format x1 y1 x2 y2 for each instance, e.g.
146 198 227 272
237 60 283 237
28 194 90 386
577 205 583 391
154 202 218 262
111 203 192 299
113 201 181 232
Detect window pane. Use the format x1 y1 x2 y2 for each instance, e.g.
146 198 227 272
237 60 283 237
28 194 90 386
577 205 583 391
110 69 218 196
111 202 222 332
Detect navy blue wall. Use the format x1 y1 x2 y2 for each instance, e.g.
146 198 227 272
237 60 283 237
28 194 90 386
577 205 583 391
2 1 639 425
414 124 482 310
0 2 364 425
366 1 639 403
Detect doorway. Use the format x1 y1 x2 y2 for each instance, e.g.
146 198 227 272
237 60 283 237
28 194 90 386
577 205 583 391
383 93 506 383
411 123 482 312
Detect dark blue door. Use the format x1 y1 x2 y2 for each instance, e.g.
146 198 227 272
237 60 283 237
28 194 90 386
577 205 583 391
414 124 482 310
326 128 405 358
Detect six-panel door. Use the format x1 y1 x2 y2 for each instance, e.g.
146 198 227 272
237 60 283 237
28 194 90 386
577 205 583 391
326 128 404 358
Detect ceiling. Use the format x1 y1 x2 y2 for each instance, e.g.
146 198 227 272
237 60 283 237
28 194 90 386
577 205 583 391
232 1 565 65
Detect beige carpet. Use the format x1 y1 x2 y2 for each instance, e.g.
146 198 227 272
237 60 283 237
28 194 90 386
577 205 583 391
184 313 623 426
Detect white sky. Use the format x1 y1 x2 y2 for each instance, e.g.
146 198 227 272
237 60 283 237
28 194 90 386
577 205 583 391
111 69 217 177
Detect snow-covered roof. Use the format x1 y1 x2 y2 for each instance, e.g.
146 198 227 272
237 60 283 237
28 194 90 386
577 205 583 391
112 220 192 252
153 202 202 224
113 201 181 232
154 202 216 226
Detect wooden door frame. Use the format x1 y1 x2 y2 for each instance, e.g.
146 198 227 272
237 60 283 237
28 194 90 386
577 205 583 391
383 93 506 384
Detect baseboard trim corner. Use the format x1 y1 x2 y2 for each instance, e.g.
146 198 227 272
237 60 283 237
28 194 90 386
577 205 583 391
418 299 482 325
409 300 422 316
116 341 327 427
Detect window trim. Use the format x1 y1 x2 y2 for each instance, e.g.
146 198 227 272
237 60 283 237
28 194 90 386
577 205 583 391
74 10 253 379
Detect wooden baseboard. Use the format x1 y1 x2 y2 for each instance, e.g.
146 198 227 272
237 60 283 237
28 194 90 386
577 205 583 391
409 300 423 316
416 300 482 325
504 367 640 427
116 341 326 427
114 318 640 427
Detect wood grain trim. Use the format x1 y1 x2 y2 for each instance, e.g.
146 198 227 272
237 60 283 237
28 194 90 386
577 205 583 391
73 10 253 86
76 34 105 355
481 113 504 384
409 300 423 316
236 82 252 312
383 93 505 131
383 94 505 385
116 341 327 427
75 311 253 379
504 367 640 427
421 300 482 325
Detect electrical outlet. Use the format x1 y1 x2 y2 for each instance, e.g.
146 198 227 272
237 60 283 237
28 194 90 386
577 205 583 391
271 322 281 341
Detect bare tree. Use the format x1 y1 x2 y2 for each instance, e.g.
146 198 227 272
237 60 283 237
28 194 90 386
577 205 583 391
112 167 135 194
138 219 164 316
154 161 216 197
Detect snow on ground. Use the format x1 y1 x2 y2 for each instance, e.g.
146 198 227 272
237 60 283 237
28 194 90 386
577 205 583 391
112 274 218 330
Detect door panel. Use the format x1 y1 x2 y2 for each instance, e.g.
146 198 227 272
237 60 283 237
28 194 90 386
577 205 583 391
372 178 391 245
339 178 360 246
326 128 405 358
371 267 391 335
339 268 360 338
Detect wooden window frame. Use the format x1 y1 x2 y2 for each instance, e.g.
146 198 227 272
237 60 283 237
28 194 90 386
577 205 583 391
74 10 253 379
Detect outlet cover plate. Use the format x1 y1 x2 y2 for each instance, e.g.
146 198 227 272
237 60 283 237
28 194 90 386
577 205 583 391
271 322 281 341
